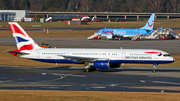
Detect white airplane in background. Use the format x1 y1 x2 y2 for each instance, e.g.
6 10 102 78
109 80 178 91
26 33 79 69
8 22 175 72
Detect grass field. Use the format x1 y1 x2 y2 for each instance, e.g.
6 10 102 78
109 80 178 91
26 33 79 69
0 20 180 28
0 30 95 37
0 90 180 101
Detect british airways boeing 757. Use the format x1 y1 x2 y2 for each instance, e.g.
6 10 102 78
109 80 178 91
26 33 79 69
98 13 155 40
8 22 174 72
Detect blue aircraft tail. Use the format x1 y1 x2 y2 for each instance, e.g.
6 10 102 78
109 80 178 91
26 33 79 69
140 13 155 30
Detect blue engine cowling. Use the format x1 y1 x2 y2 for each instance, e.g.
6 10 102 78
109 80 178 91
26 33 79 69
110 63 121 68
93 60 109 69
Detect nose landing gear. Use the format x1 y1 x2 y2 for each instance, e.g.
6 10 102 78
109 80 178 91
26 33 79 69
152 63 158 73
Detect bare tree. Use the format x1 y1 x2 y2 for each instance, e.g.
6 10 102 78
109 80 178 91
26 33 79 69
148 0 163 12
172 0 177 12
79 0 92 12
107 0 114 12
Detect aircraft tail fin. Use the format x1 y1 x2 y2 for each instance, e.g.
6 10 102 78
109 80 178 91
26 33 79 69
140 13 155 30
8 22 41 51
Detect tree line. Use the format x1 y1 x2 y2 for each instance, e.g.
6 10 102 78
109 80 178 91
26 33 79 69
0 0 180 13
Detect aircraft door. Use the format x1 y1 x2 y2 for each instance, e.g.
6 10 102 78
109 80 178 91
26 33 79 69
36 50 40 58
122 51 126 59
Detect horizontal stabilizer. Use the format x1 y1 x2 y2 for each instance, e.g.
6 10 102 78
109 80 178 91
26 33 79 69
6 50 29 56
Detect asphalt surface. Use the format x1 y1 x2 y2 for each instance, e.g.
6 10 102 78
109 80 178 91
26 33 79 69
0 37 180 92
0 65 180 92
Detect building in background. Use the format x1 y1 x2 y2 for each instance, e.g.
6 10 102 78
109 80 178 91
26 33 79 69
0 10 29 21
0 12 15 21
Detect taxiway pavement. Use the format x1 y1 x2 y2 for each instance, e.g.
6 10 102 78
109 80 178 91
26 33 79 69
0 37 180 92
0 65 180 92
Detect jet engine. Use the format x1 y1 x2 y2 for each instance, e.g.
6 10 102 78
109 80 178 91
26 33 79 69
93 60 109 69
109 63 121 68
93 60 121 69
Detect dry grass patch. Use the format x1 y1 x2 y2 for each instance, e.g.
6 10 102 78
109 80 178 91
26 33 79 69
0 21 180 28
27 30 96 37
0 90 179 101
0 30 96 37
0 31 12 37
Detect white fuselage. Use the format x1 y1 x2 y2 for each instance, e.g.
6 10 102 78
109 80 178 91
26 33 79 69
20 48 174 64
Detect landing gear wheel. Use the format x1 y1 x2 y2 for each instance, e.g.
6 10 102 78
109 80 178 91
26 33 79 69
86 68 91 72
112 36 115 40
82 68 96 72
118 37 121 40
82 68 86 72
152 63 158 73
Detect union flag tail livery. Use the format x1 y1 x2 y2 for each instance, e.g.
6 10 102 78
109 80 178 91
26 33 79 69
140 13 155 30
9 22 41 51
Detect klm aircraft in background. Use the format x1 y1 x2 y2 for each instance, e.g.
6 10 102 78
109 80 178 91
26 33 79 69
98 13 155 40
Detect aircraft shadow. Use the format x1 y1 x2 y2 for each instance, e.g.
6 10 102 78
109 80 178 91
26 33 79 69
39 66 180 73
40 66 81 71
97 68 180 73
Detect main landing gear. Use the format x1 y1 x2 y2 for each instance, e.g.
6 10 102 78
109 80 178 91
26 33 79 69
82 68 96 72
118 36 122 40
152 63 158 73
81 64 96 72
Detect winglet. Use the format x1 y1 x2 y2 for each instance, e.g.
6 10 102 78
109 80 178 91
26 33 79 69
158 26 163 32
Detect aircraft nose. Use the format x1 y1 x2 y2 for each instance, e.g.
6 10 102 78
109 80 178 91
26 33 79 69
173 58 175 62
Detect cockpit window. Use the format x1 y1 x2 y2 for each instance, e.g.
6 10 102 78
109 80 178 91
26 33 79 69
163 54 171 57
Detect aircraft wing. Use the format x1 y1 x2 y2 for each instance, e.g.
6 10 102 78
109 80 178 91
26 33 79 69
59 55 108 63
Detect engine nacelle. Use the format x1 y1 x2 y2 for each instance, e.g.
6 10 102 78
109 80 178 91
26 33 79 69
93 60 109 69
110 63 121 68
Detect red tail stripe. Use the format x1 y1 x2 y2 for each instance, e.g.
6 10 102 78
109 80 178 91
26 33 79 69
145 52 162 54
10 50 21 56
19 44 35 51
9 24 30 38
